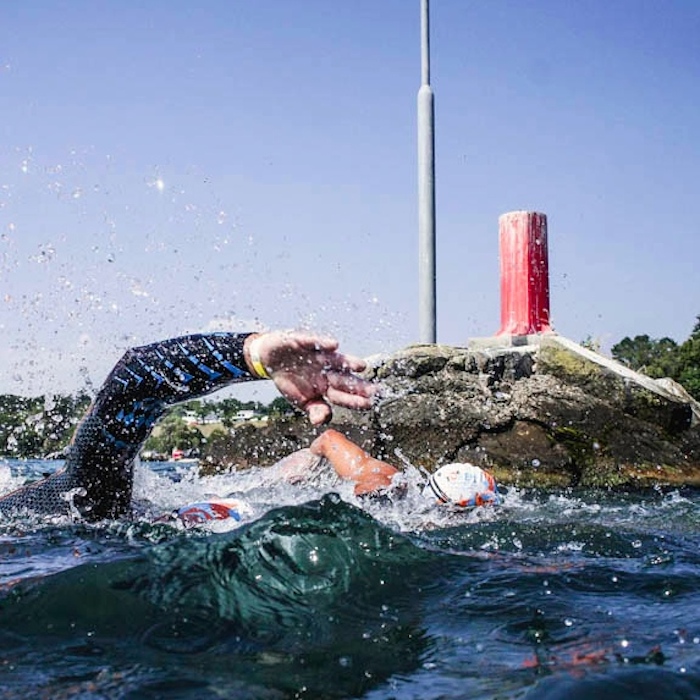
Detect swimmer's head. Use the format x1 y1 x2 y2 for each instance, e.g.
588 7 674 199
423 463 500 507
175 498 252 526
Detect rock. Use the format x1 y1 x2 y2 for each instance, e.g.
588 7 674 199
201 335 700 489
200 417 316 472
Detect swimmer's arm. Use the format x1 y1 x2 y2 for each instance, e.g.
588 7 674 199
68 332 260 479
67 331 370 518
0 333 258 520
0 332 373 520
65 333 261 516
309 429 398 496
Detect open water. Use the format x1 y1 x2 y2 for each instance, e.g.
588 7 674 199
0 458 699 699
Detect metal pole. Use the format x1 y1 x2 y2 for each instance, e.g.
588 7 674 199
418 0 436 344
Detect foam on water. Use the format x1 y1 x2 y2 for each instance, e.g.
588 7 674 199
7 457 697 542
131 457 506 536
0 458 49 496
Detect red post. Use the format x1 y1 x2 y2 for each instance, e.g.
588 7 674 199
496 211 552 336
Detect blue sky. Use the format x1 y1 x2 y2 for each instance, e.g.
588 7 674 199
1 1 699 396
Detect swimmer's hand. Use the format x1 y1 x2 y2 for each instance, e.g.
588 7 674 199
244 331 375 426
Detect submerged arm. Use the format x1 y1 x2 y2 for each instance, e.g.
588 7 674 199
309 429 398 496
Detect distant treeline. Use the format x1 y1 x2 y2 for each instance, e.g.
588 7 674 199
0 394 296 459
609 314 700 400
0 393 92 460
2 317 699 460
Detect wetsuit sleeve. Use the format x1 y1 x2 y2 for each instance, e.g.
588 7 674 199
0 333 256 521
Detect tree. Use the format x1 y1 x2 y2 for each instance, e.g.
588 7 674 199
611 334 679 377
676 335 700 399
40 392 92 455
611 317 700 401
266 396 298 417
218 398 244 425
691 315 700 340
0 393 91 458
143 414 204 456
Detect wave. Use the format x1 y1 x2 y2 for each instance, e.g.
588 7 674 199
0 494 444 697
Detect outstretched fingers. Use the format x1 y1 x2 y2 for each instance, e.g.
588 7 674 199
324 374 375 410
319 349 367 374
257 330 377 423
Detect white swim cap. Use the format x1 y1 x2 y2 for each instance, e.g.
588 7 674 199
424 463 500 507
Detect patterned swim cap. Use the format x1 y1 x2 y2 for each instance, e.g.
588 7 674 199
424 463 500 507
175 498 251 525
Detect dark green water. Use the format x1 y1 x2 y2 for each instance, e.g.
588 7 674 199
0 460 699 699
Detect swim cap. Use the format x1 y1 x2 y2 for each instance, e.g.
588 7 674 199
424 463 500 507
175 498 251 525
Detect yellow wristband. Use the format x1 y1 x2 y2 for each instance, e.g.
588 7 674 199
248 337 271 379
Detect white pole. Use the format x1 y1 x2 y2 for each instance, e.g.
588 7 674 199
418 0 436 344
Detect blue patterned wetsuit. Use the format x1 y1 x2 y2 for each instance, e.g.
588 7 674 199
0 333 255 521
